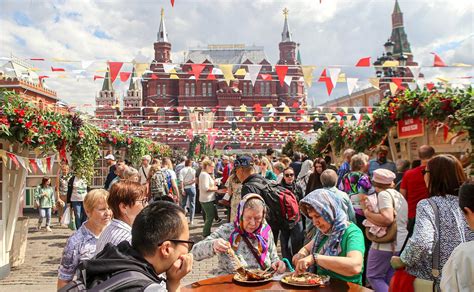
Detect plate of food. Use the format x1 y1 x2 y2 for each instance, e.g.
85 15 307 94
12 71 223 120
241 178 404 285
233 268 275 284
281 272 330 287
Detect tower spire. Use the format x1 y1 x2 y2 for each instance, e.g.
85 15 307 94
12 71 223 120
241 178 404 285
129 67 137 91
102 70 112 91
281 8 292 42
157 8 169 43
390 0 412 56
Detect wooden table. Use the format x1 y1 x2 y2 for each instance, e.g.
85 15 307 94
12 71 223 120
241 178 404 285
182 274 373 291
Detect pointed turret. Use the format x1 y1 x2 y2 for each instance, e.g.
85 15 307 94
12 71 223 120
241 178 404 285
129 67 137 91
154 8 172 64
278 8 297 65
390 0 412 57
281 8 292 42
101 71 113 91
157 8 169 43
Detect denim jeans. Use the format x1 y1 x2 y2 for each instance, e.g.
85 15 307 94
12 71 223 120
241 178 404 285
38 208 52 227
279 221 304 261
182 187 196 222
71 201 87 228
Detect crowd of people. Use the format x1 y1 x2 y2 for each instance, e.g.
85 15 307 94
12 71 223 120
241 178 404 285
50 145 472 292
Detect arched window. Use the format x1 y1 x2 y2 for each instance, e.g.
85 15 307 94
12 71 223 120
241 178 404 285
260 82 265 96
202 82 207 96
265 82 271 95
162 84 166 96
191 83 195 96
248 83 253 96
243 82 247 96
185 83 190 96
157 85 161 96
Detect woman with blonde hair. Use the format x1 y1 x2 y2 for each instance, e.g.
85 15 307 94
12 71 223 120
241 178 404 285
259 157 277 181
57 189 111 289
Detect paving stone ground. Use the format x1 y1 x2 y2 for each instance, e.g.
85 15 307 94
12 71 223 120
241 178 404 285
0 208 226 291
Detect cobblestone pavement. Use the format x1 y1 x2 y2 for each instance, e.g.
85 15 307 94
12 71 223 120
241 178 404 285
0 208 227 291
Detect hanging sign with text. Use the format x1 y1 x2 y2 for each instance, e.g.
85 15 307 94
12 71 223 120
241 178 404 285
397 117 424 139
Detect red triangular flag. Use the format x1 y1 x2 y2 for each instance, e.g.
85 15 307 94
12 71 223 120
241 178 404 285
318 69 334 95
170 0 175 7
51 66 65 72
39 75 49 82
94 75 104 81
7 153 20 168
260 74 272 80
151 74 159 80
176 106 183 113
207 73 216 80
120 72 132 82
275 65 288 86
426 82 435 91
29 159 38 173
46 157 52 172
392 77 405 90
443 125 449 141
191 64 206 80
292 102 299 109
108 62 124 83
30 58 45 61
431 52 446 67
355 57 371 67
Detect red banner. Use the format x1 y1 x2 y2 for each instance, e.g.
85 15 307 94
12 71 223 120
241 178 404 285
397 117 424 139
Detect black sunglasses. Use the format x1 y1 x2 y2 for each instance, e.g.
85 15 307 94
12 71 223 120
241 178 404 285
158 239 195 250
284 173 295 177
421 169 430 176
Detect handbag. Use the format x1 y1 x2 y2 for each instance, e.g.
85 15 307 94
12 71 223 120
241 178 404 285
365 189 398 243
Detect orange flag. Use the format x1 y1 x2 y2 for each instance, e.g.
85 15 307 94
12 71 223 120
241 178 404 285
431 52 446 67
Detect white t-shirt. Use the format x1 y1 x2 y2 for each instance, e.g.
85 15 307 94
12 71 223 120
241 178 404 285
371 189 409 252
138 165 151 185
441 241 474 292
199 172 215 203
179 166 196 189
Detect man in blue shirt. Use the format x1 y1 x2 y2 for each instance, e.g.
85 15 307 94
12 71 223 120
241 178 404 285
337 148 355 186
368 145 396 178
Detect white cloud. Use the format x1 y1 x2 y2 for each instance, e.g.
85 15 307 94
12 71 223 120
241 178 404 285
0 0 472 107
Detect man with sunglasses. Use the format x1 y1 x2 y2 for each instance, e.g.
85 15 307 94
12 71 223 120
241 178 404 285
78 201 193 291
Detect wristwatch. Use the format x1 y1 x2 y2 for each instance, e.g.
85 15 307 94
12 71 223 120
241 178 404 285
313 253 319 265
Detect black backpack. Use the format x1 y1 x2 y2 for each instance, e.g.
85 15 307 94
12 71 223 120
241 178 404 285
150 170 169 200
247 179 301 229
58 270 156 292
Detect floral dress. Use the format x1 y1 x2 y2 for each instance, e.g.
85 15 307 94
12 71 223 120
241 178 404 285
191 223 280 275
338 171 375 213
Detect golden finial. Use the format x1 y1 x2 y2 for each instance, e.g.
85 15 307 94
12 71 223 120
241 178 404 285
283 8 289 19
161 8 164 18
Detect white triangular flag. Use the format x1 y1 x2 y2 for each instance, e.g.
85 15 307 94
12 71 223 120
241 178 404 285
72 69 85 74
247 65 262 86
284 76 292 87
409 66 421 80
81 60 95 69
163 64 176 73
416 78 426 89
346 78 358 95
408 82 417 91
329 68 341 90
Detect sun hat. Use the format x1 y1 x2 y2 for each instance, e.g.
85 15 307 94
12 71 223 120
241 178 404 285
372 168 396 185
105 154 115 161
142 155 151 161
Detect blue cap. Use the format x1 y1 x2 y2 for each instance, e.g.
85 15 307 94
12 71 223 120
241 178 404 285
233 156 253 168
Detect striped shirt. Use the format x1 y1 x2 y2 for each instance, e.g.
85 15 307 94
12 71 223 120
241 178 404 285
94 219 132 255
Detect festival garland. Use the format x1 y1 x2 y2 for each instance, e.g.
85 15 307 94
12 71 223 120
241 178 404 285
0 90 171 183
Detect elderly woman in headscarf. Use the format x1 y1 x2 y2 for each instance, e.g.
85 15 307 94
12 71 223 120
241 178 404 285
292 189 365 286
192 194 286 274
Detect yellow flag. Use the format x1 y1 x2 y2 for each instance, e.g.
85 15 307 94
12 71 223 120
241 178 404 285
234 68 247 76
282 106 291 113
240 105 247 112
302 66 315 88
337 73 347 83
268 117 274 122
169 68 179 79
0 150 6 163
436 76 450 83
135 63 149 78
325 113 333 121
219 64 234 85
389 82 398 95
452 63 472 67
369 78 380 89
383 60 399 67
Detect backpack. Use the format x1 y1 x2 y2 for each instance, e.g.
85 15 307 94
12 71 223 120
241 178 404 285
247 179 300 229
150 170 169 200
58 270 155 292
163 169 173 191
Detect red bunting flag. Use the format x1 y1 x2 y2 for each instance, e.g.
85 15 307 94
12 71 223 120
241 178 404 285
426 82 435 91
292 102 299 109
171 0 175 7
29 159 38 173
207 73 216 80
151 74 159 80
51 66 65 72
431 52 447 67
119 72 132 82
46 157 52 171
260 74 273 80
318 69 334 95
108 62 123 83
39 75 49 82
30 58 45 61
94 75 104 81
392 77 405 90
7 153 19 168
191 64 206 80
275 65 288 86
355 57 371 67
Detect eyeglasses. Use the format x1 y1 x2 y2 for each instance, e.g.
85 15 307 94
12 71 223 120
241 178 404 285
421 169 430 176
284 173 295 177
158 239 195 250
135 198 149 207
